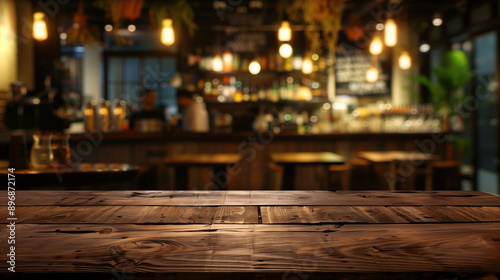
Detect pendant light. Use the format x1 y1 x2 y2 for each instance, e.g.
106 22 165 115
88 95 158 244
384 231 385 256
33 12 48 41
369 36 383 55
398 51 412 70
384 18 397 47
161 18 175 46
432 13 443 26
366 65 379 83
278 21 292 42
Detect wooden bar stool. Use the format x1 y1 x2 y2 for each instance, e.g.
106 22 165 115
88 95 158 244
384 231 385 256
267 162 284 190
329 163 351 190
426 160 461 190
389 160 431 191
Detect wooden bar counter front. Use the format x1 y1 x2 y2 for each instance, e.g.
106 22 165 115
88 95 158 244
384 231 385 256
1 190 500 279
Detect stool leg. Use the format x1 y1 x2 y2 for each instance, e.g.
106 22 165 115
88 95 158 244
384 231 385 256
425 166 433 191
388 162 397 191
175 166 188 190
212 165 229 190
282 165 295 190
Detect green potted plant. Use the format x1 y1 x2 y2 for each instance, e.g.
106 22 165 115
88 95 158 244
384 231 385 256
414 50 473 130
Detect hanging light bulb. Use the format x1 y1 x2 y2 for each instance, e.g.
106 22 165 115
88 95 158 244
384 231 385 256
278 21 292 42
212 55 223 72
161 18 175 46
369 36 383 55
33 12 48 41
302 57 313 74
398 51 412 70
384 18 397 47
279 43 293 58
249 60 261 75
366 65 379 83
432 13 443 26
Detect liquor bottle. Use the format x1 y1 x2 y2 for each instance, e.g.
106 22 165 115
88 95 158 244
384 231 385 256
257 80 266 100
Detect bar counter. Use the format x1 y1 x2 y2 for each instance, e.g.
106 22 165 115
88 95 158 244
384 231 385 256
65 131 448 190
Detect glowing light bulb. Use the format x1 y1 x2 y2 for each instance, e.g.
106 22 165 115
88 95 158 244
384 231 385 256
104 24 113 32
432 13 443 26
127 24 136 32
384 18 397 47
161 18 175 46
398 51 412 70
249 60 261 75
33 12 48 41
212 55 223 72
302 57 313 74
419 43 430 53
369 36 383 55
279 43 293 58
366 65 379 83
278 21 292 41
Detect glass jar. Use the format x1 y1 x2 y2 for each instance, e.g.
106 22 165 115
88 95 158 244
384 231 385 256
52 133 71 168
30 133 53 168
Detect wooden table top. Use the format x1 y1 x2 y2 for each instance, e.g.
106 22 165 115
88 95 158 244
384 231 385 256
1 190 499 276
164 153 243 166
270 152 345 165
358 150 440 163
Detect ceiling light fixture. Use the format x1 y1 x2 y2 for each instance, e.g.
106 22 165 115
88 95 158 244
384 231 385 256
33 12 48 41
384 18 397 47
278 21 292 42
161 19 175 46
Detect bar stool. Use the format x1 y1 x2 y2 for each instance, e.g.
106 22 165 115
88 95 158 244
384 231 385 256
426 160 461 190
388 160 431 191
267 162 284 190
329 163 351 190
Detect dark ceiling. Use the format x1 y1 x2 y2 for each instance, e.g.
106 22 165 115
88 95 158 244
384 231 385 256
52 0 472 31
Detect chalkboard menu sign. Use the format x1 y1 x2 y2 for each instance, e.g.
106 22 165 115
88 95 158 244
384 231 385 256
335 47 392 96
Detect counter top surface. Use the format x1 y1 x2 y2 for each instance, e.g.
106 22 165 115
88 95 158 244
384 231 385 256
0 190 499 276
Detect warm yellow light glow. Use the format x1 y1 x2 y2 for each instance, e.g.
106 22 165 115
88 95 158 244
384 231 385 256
302 57 313 74
223 50 233 72
161 18 175 46
398 51 412 70
212 55 223 72
366 65 379 83
279 43 293 58
249 60 261 75
278 21 291 41
384 18 397 47
99 108 109 115
104 24 113 32
369 36 383 55
33 12 48 41
114 107 123 115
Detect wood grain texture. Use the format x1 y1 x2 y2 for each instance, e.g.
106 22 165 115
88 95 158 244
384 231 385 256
2 190 500 206
0 206 258 224
1 223 499 273
260 206 500 224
